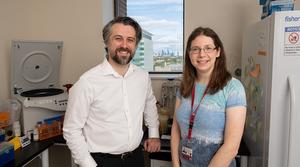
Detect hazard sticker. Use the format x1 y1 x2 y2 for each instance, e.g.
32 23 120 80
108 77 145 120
284 26 300 56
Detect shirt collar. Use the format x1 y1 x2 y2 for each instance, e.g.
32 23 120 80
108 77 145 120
101 57 136 77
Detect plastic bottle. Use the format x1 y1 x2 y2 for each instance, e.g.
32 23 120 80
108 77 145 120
159 108 169 135
13 121 21 137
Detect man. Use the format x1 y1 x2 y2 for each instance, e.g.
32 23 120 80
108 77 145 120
63 16 161 167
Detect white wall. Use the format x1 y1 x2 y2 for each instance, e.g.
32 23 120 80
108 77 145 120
185 0 260 75
1 1 299 101
0 0 104 100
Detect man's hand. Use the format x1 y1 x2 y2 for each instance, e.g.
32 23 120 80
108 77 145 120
143 138 161 153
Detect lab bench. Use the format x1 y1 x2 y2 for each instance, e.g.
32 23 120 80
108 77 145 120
3 135 249 167
3 135 72 167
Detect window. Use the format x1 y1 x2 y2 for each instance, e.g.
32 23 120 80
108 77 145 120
115 0 184 73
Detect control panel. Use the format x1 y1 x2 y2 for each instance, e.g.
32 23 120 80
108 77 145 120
23 93 68 111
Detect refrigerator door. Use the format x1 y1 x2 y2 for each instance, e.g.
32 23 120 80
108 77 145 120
286 75 300 167
268 11 300 167
242 11 300 167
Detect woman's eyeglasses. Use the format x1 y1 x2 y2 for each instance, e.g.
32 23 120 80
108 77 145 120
189 46 216 54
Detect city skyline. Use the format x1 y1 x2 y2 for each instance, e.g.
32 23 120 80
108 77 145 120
127 0 183 56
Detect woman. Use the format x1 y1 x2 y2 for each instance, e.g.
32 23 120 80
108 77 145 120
171 27 246 167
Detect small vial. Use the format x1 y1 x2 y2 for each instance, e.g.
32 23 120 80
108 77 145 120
33 128 39 141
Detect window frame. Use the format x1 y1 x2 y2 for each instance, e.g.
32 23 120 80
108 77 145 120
114 0 185 76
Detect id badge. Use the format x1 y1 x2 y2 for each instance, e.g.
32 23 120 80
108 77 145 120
181 146 193 160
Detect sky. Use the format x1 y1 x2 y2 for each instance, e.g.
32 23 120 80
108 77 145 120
127 0 183 56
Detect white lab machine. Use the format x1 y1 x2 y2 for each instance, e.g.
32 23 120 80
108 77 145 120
10 40 67 134
10 40 75 167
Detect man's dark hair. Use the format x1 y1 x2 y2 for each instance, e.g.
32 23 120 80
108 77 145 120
102 16 142 46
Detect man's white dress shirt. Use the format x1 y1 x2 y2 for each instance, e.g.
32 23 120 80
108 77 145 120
63 59 159 167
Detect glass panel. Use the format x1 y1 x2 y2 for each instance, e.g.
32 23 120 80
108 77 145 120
127 0 184 72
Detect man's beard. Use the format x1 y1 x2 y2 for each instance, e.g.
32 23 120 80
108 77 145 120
111 47 135 65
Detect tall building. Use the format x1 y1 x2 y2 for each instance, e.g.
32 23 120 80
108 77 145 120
133 29 154 71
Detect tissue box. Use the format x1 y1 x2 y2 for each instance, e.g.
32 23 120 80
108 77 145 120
0 142 14 167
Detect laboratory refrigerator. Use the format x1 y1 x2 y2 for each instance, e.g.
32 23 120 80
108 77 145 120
241 11 300 167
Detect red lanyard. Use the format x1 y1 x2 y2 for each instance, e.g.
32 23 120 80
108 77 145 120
187 84 207 140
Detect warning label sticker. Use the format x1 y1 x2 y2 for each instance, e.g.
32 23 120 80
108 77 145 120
284 26 300 56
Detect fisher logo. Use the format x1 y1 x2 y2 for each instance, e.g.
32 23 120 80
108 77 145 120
285 16 300 22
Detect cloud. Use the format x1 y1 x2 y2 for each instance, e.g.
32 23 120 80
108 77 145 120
154 35 181 43
127 0 184 54
142 20 180 29
131 16 183 53
128 0 182 6
164 5 183 13
132 16 181 31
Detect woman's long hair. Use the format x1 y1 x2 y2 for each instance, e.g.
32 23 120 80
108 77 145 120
180 27 231 98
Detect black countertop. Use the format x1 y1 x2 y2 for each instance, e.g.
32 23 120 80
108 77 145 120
4 136 65 167
3 134 249 166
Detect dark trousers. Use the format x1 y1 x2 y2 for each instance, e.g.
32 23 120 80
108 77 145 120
91 145 144 167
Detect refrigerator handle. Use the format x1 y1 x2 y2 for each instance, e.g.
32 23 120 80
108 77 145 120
287 76 295 167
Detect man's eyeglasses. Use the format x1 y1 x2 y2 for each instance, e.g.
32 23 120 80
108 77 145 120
189 46 216 54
